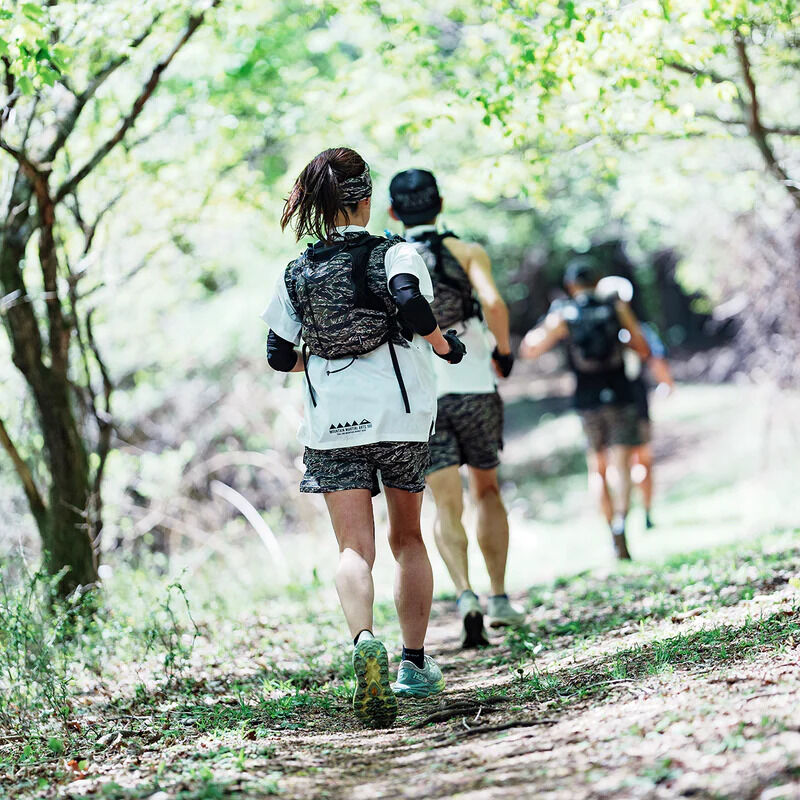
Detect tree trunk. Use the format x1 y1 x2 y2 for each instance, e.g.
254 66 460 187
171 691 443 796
37 368 97 594
0 170 97 595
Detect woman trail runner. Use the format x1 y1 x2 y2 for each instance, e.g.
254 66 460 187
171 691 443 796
262 148 465 728
389 168 525 648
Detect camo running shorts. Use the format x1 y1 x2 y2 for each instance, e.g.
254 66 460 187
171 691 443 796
301 441 430 496
428 392 504 475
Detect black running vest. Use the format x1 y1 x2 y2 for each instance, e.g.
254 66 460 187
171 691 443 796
284 232 412 412
406 230 482 329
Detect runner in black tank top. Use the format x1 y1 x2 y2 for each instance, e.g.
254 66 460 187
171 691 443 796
520 259 651 560
390 169 525 648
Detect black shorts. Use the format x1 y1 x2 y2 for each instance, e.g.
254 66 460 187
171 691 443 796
301 441 430 496
428 392 504 475
578 404 642 452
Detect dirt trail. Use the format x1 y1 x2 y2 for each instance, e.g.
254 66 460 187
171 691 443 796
236 589 800 800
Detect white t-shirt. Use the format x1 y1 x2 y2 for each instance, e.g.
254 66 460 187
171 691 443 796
404 225 497 398
433 316 497 397
261 226 438 450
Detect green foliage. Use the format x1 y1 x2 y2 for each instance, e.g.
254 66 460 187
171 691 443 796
0 563 83 731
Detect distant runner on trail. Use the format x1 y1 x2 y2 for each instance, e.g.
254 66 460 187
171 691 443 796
262 149 466 728
520 259 650 560
597 276 675 529
389 169 525 648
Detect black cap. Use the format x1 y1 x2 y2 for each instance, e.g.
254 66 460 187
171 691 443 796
389 169 442 226
564 257 598 287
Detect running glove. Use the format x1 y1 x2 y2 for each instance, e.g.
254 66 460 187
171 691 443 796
435 329 467 364
492 347 514 378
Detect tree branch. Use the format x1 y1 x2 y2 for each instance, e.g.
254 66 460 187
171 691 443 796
55 0 222 203
694 110 800 137
663 60 736 86
43 12 165 163
0 414 48 524
1 56 21 131
734 30 800 209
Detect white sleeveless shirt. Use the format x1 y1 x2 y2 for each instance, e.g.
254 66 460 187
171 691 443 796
405 225 497 398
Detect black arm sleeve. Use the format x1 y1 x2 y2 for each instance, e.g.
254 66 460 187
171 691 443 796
388 273 437 337
266 329 298 372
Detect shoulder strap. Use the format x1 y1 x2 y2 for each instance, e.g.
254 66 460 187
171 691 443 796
350 235 390 312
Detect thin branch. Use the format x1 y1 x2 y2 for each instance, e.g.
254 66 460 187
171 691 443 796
734 30 800 209
0 415 48 522
43 12 165 163
695 111 800 137
663 60 736 86
67 190 124 256
85 308 113 545
0 137 44 181
763 125 800 137
55 0 222 203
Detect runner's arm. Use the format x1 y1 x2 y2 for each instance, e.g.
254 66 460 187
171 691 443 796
459 242 512 356
266 330 304 373
649 357 675 390
615 301 650 359
388 273 454 357
520 312 568 360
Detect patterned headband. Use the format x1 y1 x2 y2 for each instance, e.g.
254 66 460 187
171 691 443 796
339 163 372 203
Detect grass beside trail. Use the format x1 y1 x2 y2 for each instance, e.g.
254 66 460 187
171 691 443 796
1 529 799 799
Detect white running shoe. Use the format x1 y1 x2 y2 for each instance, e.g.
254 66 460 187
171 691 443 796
487 594 527 628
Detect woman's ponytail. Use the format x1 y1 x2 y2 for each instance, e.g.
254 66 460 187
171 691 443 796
281 148 371 244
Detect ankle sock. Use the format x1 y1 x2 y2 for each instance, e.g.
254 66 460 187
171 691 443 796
611 513 626 536
401 646 425 669
489 593 508 600
353 629 374 647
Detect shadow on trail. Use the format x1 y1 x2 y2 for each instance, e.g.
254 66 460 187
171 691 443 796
502 394 573 438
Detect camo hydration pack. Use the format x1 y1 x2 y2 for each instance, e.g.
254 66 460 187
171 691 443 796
406 230 482 329
563 294 624 373
284 231 412 412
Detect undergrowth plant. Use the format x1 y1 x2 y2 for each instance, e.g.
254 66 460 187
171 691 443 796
0 563 83 734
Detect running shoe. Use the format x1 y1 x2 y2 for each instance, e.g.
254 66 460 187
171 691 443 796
487 594 527 628
391 655 445 698
352 638 397 728
457 590 490 648
612 531 632 560
611 516 632 560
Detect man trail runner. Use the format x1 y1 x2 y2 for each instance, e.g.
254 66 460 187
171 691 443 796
389 168 525 648
520 259 650 560
596 275 675 529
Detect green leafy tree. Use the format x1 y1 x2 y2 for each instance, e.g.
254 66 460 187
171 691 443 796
0 0 221 596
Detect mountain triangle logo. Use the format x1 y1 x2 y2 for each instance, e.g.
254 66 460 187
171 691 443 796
329 419 373 435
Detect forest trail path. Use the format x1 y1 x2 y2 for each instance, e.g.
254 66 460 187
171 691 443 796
5 383 800 800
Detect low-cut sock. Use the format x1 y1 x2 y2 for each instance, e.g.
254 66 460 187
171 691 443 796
489 593 508 601
611 513 626 536
353 629 374 647
401 646 425 669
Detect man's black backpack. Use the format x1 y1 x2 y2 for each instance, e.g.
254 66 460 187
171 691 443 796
563 294 623 373
406 230 482 329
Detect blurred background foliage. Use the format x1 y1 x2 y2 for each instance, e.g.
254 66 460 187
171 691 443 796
0 0 798 585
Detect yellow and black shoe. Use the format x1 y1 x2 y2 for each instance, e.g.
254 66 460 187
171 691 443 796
352 638 397 728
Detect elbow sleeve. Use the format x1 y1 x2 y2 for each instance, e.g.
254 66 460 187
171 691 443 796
389 274 437 337
266 329 298 372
